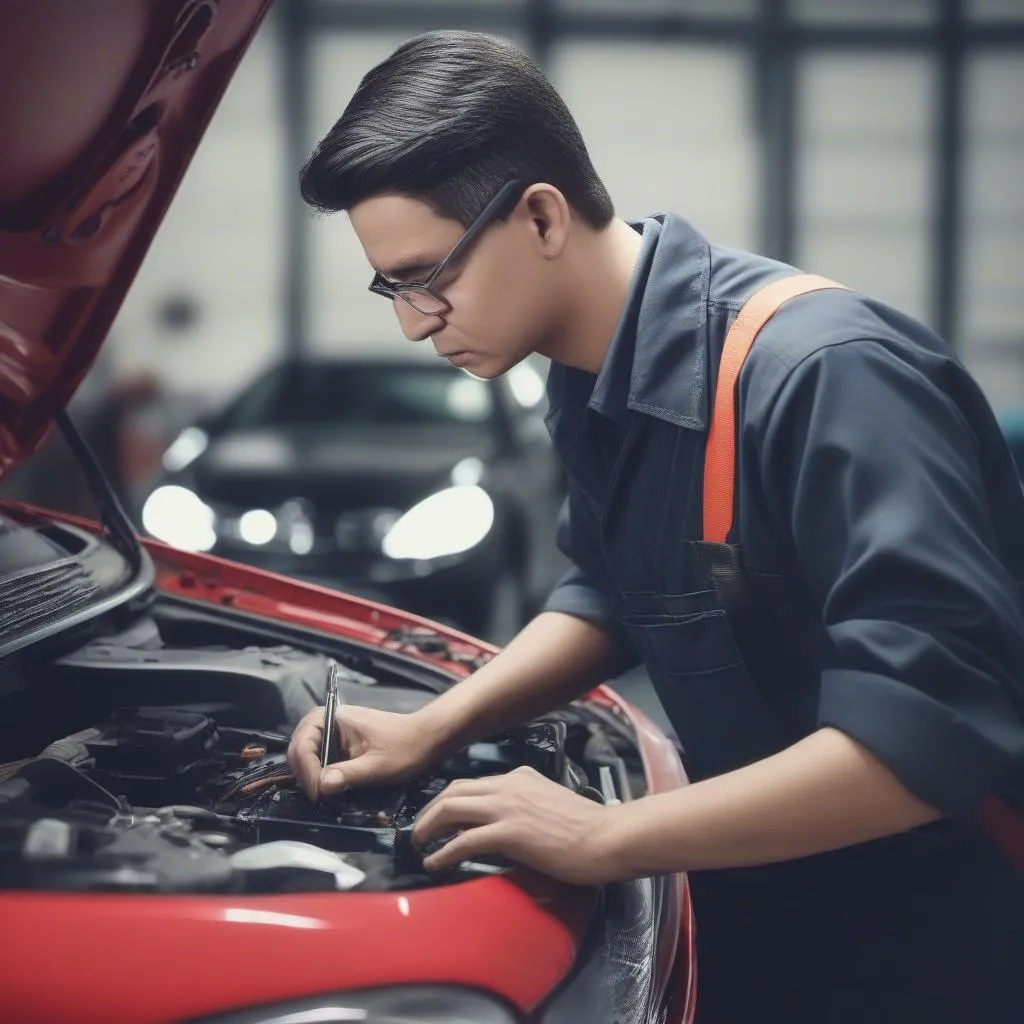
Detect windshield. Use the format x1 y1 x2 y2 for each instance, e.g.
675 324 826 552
218 362 494 431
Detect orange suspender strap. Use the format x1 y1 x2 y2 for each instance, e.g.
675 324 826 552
702 273 847 545
701 271 1024 871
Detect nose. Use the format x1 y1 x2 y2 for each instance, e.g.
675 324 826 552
393 298 444 342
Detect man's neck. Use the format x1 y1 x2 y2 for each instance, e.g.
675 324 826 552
540 218 644 375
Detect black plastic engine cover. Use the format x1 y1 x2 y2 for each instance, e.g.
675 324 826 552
84 707 220 805
85 707 217 774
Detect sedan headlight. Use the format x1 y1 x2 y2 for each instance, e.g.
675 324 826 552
381 485 494 561
161 426 209 472
141 485 216 552
198 986 519 1023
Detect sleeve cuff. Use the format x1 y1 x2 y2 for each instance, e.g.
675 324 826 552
544 571 640 675
819 668 1022 818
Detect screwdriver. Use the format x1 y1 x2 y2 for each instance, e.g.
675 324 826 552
319 661 340 771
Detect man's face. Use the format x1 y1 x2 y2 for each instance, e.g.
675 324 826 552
348 192 560 380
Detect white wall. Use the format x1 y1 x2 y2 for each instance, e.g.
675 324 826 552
795 53 937 324
550 41 758 250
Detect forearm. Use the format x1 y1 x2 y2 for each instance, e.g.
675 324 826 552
601 726 942 879
417 611 619 754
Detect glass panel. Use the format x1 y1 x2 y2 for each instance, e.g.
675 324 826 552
551 42 758 250
960 54 1024 414
967 0 1024 21
316 0 523 7
789 0 937 24
559 0 756 16
795 53 936 324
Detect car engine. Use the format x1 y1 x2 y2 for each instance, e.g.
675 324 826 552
0 625 638 896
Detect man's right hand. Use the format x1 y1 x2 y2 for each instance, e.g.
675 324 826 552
287 612 621 803
287 704 439 801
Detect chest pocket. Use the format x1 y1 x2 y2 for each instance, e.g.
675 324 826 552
617 589 786 779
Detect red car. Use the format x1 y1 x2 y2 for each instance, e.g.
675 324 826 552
0 3 694 1023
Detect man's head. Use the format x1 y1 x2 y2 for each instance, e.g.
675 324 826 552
300 30 614 378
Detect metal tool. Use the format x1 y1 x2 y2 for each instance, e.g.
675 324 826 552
599 764 621 806
319 661 340 770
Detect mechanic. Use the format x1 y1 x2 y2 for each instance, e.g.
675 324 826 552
287 30 1024 1022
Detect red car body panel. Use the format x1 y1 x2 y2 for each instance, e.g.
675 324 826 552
0 0 274 479
0 880 593 1024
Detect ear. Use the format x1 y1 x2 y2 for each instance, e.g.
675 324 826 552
519 183 571 259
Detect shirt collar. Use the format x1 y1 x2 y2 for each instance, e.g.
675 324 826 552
587 213 712 431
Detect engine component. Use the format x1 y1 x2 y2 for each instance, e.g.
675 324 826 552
1 808 234 893
0 710 598 894
83 707 220 805
230 840 365 891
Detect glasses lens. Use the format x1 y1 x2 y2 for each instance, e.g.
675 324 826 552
399 286 448 317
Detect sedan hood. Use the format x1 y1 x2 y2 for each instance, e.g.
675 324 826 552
0 0 273 480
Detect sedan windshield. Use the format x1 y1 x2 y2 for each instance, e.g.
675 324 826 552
219 362 494 431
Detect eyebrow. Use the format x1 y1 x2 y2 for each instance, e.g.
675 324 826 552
376 257 439 281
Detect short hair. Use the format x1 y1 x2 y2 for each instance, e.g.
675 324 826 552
299 30 615 229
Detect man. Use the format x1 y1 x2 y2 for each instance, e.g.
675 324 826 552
288 30 1024 1022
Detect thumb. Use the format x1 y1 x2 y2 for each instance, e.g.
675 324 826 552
319 755 374 797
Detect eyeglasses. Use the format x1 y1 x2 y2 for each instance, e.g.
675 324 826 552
368 179 528 317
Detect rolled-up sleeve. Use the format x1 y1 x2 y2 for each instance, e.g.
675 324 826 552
544 489 640 673
760 338 1024 817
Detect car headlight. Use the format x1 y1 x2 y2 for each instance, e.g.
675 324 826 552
161 426 209 472
141 485 216 552
197 986 519 1023
381 485 494 561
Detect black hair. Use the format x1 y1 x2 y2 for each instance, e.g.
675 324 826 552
299 30 614 229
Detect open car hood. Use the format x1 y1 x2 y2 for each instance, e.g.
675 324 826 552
0 0 273 480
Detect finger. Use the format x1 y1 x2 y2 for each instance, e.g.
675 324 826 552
318 750 380 796
423 823 507 872
285 708 317 766
417 776 501 820
289 720 325 800
289 707 323 747
413 795 496 850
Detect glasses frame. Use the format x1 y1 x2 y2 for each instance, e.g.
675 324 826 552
368 179 528 317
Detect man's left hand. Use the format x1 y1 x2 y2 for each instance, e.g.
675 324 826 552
412 766 621 886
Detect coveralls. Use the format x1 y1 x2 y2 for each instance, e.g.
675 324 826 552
543 213 1024 1022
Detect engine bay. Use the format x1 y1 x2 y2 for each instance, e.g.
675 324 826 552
0 612 641 896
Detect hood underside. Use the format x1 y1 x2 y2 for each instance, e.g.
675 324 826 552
0 0 273 480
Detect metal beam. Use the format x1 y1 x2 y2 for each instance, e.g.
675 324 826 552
525 0 556 68
933 0 965 345
279 0 314 355
755 0 796 263
305 2 1024 48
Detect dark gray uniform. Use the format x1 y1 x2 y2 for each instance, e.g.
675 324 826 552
543 214 1024 1022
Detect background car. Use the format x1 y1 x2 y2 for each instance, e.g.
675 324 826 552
142 354 567 643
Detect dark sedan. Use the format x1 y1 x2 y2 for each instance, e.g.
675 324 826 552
142 355 566 642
